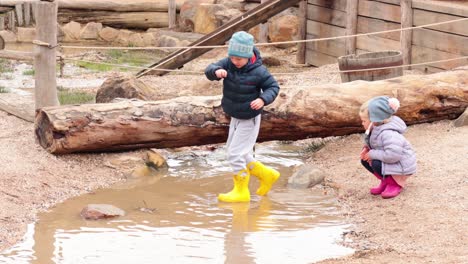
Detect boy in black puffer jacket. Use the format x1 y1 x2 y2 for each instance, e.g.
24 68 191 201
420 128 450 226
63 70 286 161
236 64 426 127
205 31 280 203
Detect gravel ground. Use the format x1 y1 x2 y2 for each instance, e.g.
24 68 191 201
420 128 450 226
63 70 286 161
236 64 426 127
1 48 466 263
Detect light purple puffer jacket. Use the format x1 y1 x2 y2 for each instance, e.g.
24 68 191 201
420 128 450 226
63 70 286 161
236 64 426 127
368 116 417 175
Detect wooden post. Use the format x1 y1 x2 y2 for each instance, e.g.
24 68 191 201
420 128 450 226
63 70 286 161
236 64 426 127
24 3 31 26
15 4 24 27
345 0 358 55
296 0 307 64
168 0 176 29
0 16 4 31
34 0 59 110
7 11 16 31
258 0 269 43
400 0 413 69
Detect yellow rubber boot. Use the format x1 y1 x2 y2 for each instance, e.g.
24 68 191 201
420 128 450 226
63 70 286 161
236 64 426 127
218 169 251 203
247 161 280 196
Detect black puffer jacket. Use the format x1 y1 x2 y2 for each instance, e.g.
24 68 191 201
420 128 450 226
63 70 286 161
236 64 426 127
204 47 280 119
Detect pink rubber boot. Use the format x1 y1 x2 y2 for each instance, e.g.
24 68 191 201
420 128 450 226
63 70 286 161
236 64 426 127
370 173 387 195
381 176 402 199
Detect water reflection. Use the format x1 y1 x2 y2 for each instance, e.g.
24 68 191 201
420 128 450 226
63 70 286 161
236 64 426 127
0 142 353 263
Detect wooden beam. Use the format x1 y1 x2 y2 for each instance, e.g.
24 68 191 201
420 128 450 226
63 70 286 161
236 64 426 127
168 0 176 29
34 1 59 110
400 0 412 69
345 0 358 55
296 0 307 64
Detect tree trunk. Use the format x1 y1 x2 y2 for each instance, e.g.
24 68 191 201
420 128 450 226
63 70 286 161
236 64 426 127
35 68 468 154
58 9 169 29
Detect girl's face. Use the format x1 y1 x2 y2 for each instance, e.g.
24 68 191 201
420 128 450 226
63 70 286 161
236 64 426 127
360 116 372 130
230 56 249 68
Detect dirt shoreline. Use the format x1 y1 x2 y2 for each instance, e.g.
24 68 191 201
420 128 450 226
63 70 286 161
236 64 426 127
1 109 467 263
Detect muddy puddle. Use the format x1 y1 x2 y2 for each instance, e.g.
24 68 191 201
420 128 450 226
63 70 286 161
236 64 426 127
0 142 353 263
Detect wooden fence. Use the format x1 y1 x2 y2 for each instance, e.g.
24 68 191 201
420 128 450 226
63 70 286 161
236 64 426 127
305 0 468 72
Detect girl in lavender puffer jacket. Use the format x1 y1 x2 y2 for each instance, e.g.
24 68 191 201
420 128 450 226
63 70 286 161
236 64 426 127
359 96 417 199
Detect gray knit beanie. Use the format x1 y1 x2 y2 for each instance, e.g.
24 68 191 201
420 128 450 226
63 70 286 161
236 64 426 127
228 31 254 58
368 96 400 122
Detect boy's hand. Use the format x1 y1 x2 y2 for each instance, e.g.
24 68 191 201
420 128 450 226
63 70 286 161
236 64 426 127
250 98 265 110
215 69 227 79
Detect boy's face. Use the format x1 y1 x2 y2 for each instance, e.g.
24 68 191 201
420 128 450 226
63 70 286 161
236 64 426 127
229 56 249 68
360 116 371 130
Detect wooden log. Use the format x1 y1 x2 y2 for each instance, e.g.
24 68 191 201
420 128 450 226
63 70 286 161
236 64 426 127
345 0 358 55
34 1 59 110
168 0 176 29
34 68 468 154
58 10 169 29
0 93 35 122
2 0 185 11
296 0 307 64
0 50 34 60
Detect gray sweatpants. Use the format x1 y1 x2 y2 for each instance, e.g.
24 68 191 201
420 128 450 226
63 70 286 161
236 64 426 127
226 115 261 173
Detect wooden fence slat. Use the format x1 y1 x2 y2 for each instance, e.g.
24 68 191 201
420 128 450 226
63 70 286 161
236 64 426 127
23 2 31 26
307 4 346 27
413 28 468 55
358 0 401 23
15 4 24 27
305 48 338 66
357 16 400 41
413 9 468 37
345 0 358 55
307 0 346 12
400 0 413 69
296 0 307 64
306 33 345 57
168 0 176 29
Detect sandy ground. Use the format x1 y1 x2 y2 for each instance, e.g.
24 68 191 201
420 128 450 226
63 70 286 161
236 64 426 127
0 48 467 263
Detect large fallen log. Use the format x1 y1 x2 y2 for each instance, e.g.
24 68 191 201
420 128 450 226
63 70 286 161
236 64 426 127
58 10 169 29
1 0 185 11
35 68 468 154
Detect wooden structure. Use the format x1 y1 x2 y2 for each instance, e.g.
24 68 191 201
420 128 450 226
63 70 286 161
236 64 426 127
306 0 468 72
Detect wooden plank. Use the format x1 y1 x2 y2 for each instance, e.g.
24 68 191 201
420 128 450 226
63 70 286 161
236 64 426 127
306 33 345 57
345 0 358 55
305 48 338 66
297 0 307 64
414 9 468 37
307 4 346 27
413 0 468 18
306 20 345 38
356 34 468 70
401 0 413 68
357 16 400 41
307 0 346 12
413 28 468 55
168 0 176 29
0 16 4 31
358 0 401 23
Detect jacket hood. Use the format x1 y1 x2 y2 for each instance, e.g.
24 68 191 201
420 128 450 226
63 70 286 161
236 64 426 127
373 116 407 135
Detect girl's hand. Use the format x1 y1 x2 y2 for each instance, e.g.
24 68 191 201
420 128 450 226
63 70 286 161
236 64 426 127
215 69 227 79
250 98 265 110
360 146 369 160
362 152 371 163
